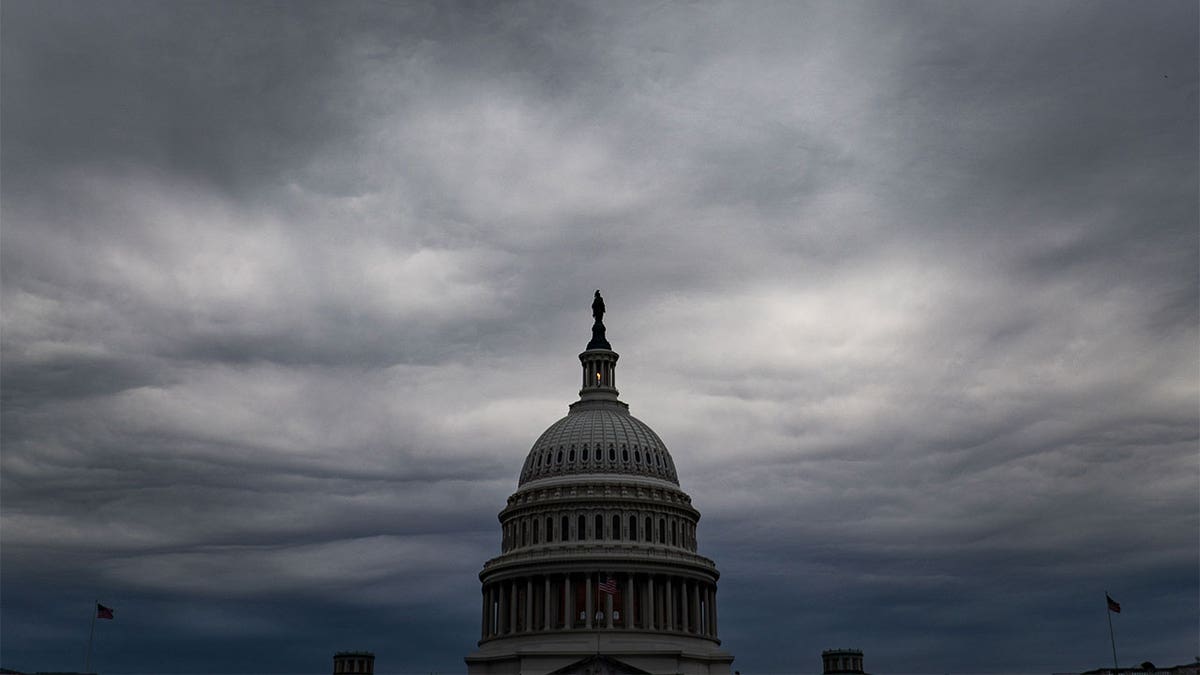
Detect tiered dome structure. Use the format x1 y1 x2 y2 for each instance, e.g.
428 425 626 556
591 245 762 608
465 292 734 675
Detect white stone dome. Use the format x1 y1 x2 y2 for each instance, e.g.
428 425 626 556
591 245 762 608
518 401 679 486
468 292 732 675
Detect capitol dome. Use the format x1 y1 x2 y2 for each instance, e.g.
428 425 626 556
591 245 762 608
519 405 679 486
465 292 734 675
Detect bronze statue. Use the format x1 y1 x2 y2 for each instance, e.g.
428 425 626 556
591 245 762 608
587 290 611 350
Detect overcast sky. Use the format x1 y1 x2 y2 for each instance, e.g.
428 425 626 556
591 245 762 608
2 2 1197 673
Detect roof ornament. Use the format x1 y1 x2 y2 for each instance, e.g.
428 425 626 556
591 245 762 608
587 290 611 350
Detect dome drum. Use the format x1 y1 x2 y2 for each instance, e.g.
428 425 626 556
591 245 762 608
496 503 702 557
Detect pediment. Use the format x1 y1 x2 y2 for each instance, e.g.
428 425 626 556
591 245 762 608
546 654 654 675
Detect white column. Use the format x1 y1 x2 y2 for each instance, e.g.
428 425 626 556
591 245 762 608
705 583 715 634
690 581 700 634
509 582 517 634
680 579 688 634
493 584 500 635
585 573 593 628
625 575 634 628
494 581 504 634
524 578 533 632
701 586 710 636
481 587 489 640
647 576 655 630
666 577 674 631
564 574 573 630
544 577 552 630
605 575 614 628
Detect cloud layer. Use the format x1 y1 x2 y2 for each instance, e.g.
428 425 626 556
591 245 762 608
2 1 1196 672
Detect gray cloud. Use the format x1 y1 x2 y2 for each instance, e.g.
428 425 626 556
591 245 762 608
2 1 1196 673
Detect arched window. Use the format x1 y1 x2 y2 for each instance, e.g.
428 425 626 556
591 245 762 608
658 518 666 543
645 516 653 542
629 514 638 541
557 450 563 464
671 520 677 546
595 514 604 540
561 515 569 542
533 518 540 544
609 446 616 461
568 447 575 462
521 520 527 546
578 514 586 541
612 514 621 541
622 448 629 461
634 449 641 463
546 516 554 543
582 446 589 461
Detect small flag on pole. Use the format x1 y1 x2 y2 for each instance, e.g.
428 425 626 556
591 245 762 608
96 603 114 620
598 576 618 595
1106 594 1121 614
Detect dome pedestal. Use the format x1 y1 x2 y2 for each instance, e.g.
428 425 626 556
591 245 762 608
466 631 733 675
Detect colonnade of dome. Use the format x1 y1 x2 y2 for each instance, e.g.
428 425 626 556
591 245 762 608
479 571 718 640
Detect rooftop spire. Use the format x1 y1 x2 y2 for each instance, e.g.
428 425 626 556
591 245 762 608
587 290 611 350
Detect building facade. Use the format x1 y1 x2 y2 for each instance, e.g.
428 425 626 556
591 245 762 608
465 293 734 675
331 652 374 675
822 648 864 674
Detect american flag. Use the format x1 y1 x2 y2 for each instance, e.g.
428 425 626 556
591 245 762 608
598 576 618 594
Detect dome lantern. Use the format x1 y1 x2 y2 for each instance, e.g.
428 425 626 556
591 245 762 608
578 291 619 403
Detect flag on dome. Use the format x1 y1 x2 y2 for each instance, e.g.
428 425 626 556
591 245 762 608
96 603 114 620
599 577 618 594
1106 594 1121 613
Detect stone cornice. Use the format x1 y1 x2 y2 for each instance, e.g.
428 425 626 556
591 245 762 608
480 545 719 579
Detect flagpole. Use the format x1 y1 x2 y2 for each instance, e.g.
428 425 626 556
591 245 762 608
85 600 97 674
1105 591 1118 673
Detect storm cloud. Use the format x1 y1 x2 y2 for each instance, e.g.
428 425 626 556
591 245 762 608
2 1 1196 673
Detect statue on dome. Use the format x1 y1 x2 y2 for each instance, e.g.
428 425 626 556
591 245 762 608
587 290 611 350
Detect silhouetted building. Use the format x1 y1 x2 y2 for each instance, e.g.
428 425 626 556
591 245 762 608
1076 663 1199 675
822 648 865 674
464 293 734 675
332 651 374 675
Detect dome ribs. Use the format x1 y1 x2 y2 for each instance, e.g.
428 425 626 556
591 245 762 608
519 407 679 487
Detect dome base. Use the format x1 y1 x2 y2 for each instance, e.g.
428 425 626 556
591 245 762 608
465 631 733 675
